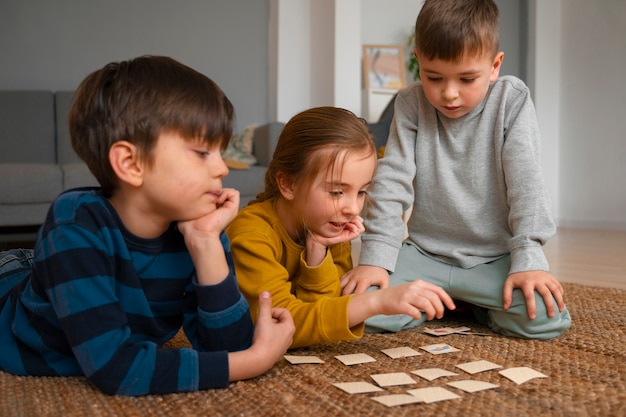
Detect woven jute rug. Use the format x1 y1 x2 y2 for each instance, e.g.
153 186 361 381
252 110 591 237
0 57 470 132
1 282 624 417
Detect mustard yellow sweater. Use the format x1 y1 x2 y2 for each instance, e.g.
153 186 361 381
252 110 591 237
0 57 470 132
226 199 364 348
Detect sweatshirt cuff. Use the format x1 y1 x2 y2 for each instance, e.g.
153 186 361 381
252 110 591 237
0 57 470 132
509 244 550 274
195 272 241 312
298 250 337 289
357 238 400 272
198 350 230 389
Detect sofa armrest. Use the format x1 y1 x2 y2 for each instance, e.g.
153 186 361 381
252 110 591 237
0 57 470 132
251 122 284 167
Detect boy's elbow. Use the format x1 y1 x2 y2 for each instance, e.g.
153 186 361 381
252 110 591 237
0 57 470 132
88 376 125 396
88 369 149 396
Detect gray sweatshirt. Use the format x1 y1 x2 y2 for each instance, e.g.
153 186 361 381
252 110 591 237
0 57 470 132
359 75 555 275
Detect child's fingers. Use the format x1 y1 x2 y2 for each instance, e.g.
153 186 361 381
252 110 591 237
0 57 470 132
432 285 456 311
269 307 295 349
537 281 563 318
549 279 565 312
414 281 455 312
257 291 273 320
523 287 538 319
407 292 444 321
271 307 294 326
502 281 513 310
218 188 240 205
354 279 376 294
397 281 452 320
425 290 448 319
340 279 357 295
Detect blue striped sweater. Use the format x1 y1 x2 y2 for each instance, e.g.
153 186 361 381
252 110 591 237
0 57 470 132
0 188 253 395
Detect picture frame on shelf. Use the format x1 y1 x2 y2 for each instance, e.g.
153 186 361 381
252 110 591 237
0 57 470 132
362 44 406 90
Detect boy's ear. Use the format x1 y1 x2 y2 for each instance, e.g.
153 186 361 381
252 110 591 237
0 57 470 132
109 141 143 187
490 51 505 82
276 172 295 200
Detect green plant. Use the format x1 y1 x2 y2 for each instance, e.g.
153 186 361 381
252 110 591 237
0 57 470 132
406 25 420 80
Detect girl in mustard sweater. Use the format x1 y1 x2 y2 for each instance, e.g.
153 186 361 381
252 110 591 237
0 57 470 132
226 107 454 348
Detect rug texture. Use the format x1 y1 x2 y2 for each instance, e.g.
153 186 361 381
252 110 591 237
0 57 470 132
1 283 624 417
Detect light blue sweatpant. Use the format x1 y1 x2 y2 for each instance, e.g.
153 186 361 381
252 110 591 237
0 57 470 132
365 243 571 340
0 249 34 300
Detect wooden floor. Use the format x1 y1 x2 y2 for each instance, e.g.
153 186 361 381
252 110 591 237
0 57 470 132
352 227 626 290
543 227 626 289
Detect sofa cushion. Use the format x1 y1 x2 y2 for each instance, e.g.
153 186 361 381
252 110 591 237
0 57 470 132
0 163 63 204
250 122 284 167
55 90 82 164
0 203 52 228
223 124 257 169
222 165 266 204
61 163 99 190
0 91 56 164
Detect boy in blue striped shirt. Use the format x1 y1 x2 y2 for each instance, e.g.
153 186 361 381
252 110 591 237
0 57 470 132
0 56 294 396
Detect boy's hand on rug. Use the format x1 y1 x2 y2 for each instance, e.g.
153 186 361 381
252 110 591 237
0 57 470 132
503 271 565 319
254 291 294 357
341 265 389 295
228 292 294 382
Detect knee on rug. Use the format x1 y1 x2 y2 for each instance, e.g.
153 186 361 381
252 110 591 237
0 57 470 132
479 301 572 340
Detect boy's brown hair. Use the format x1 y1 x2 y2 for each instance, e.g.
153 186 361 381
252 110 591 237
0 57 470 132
415 0 500 63
69 55 234 197
254 107 376 204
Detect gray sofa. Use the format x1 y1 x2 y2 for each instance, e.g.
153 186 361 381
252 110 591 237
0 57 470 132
0 90 284 230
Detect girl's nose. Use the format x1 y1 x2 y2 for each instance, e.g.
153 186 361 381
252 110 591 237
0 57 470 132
342 194 361 216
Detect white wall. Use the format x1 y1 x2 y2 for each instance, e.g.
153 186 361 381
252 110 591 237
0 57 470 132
528 0 562 224
269 0 311 123
269 0 362 123
557 0 626 229
0 0 270 132
530 0 626 230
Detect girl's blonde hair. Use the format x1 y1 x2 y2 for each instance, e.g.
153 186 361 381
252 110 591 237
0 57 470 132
253 107 376 204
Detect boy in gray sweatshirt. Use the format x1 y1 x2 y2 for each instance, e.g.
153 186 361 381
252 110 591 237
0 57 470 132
341 0 571 339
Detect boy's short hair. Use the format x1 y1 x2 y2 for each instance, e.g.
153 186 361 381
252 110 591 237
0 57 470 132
69 55 234 197
415 0 500 62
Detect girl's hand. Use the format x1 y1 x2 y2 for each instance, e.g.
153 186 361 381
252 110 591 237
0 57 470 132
309 216 365 248
377 280 455 320
305 216 365 267
348 280 455 327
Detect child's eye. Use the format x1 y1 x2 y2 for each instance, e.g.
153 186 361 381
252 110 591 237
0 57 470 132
358 190 369 196
427 77 442 82
329 190 343 197
194 150 210 158
461 78 476 83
